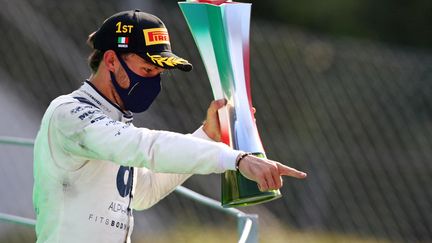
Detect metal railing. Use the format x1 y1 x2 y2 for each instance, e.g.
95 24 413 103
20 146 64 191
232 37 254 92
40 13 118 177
0 136 258 243
0 212 36 227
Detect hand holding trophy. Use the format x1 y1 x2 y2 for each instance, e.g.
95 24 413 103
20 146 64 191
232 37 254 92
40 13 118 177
180 0 306 207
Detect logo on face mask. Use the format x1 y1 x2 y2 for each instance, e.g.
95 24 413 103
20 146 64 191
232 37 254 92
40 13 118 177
110 53 162 113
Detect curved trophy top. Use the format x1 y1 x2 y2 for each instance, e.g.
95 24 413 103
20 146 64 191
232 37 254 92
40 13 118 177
187 0 233 5
180 1 263 154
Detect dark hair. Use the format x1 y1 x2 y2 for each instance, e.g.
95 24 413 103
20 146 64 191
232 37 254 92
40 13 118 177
87 32 104 73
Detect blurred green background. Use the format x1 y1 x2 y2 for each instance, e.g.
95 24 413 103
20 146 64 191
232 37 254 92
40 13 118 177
246 0 432 49
163 0 432 49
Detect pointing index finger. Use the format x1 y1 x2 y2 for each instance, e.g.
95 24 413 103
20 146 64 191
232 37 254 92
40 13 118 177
277 163 307 179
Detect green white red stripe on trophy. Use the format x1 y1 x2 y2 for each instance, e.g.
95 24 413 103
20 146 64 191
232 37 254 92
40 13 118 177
179 0 281 207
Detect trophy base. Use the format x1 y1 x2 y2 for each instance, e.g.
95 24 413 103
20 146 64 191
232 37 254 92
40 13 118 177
221 168 282 208
222 190 281 208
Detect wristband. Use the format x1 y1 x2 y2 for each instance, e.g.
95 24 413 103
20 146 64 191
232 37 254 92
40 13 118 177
235 152 252 170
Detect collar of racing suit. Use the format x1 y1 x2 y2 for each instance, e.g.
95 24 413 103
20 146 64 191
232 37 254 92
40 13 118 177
74 81 134 123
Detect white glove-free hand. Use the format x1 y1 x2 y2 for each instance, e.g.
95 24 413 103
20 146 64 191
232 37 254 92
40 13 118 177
237 154 307 192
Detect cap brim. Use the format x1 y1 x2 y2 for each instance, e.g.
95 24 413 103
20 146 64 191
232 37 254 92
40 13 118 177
138 51 193 72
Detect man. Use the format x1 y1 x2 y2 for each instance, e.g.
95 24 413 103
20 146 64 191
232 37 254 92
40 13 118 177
33 9 306 243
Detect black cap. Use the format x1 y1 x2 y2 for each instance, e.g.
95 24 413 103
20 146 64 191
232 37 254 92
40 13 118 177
93 10 193 72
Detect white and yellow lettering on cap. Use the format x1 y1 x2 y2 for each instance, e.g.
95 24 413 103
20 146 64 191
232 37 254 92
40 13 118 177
146 53 188 68
143 28 170 46
115 21 134 33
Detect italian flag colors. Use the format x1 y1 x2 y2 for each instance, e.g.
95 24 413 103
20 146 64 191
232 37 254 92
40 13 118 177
179 2 282 207
179 2 253 149
117 37 129 44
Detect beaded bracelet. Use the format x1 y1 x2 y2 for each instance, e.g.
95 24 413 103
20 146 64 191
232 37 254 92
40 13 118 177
235 152 252 170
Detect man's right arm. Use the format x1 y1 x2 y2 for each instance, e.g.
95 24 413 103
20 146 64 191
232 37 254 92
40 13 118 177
51 101 307 192
50 102 240 174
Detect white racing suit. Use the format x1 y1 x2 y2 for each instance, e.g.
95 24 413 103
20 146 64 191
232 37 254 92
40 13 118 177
33 81 241 243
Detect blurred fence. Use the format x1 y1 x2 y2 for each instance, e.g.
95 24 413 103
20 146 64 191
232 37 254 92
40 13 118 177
0 0 431 242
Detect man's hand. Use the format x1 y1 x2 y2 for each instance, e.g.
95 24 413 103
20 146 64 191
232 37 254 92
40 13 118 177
203 99 227 142
203 99 256 142
238 155 307 191
203 99 306 191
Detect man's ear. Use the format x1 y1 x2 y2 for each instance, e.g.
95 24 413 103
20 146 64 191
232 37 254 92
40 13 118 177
103 50 117 72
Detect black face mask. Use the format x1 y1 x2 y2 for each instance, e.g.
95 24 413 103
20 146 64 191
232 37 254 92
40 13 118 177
110 53 161 113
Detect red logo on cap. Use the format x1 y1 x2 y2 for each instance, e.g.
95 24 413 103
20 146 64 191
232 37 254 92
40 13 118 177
143 28 170 46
